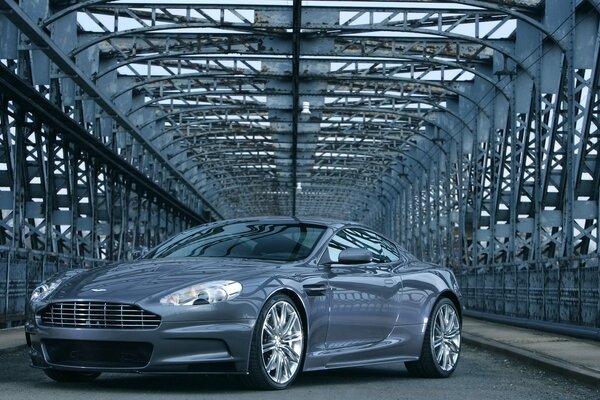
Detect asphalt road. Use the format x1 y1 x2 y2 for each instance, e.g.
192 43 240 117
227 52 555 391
1 344 598 400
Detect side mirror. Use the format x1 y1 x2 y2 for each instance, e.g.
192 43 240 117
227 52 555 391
338 248 372 265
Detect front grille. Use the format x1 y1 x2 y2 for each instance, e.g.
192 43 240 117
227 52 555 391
43 339 152 368
40 302 161 329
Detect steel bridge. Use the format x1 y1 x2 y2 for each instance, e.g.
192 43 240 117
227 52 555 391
0 0 599 333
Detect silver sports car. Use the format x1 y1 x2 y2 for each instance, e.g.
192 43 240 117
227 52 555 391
25 217 462 390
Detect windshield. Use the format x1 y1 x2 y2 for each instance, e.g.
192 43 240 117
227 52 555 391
145 221 327 262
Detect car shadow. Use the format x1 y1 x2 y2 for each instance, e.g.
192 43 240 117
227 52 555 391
295 364 411 387
39 364 412 393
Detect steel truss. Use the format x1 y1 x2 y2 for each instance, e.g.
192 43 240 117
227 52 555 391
0 0 598 330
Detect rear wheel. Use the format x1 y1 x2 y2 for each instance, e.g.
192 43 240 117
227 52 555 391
244 294 305 390
405 298 461 378
44 369 101 382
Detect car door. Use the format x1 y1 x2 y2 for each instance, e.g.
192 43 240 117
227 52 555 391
323 228 403 349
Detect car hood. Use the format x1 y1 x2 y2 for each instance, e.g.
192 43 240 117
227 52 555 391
48 258 280 303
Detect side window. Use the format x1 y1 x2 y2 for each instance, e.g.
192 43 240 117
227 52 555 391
395 244 413 263
326 229 362 263
326 228 400 263
377 235 401 263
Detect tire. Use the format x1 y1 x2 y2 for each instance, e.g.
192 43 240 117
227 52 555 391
44 369 101 382
244 294 305 390
405 297 461 378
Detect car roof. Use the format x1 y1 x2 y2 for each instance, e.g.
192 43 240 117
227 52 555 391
203 216 364 230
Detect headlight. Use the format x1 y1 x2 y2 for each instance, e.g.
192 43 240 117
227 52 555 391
30 269 85 302
160 280 242 306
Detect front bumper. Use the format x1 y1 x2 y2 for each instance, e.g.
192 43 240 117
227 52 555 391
25 318 255 374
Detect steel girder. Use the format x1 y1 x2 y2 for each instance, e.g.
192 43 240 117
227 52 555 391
40 1 524 220
0 0 599 330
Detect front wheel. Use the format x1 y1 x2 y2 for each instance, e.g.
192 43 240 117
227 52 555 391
405 297 461 378
44 369 101 382
244 294 305 390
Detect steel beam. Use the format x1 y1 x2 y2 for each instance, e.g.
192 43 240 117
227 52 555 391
0 63 205 225
0 0 222 220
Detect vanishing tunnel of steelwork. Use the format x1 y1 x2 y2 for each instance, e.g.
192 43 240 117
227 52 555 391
0 0 599 331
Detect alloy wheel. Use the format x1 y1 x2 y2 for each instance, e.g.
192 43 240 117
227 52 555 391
260 300 303 385
431 303 461 371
